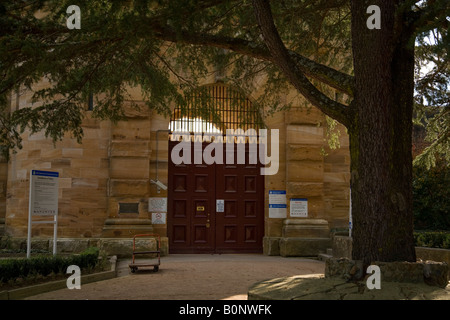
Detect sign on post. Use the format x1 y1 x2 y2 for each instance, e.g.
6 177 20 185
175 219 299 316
27 170 59 258
29 170 59 216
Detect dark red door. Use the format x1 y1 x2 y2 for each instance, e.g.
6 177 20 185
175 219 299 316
215 144 264 252
168 140 264 253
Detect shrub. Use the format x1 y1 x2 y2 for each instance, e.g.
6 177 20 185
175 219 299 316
0 247 100 284
443 234 450 249
413 160 450 231
414 231 450 249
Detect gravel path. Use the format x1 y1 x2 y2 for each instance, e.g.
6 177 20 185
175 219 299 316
26 254 325 300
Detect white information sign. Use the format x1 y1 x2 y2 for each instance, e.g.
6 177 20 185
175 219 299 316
216 199 224 213
148 197 167 212
290 198 308 217
30 170 59 216
152 212 166 224
269 190 287 218
27 170 59 258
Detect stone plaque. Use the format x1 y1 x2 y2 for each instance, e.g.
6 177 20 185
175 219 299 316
119 202 139 214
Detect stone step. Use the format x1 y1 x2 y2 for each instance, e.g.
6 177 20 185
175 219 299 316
326 248 333 256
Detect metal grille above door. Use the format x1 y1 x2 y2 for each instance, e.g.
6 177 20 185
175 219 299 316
169 83 264 139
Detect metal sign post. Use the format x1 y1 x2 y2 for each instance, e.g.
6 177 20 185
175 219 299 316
27 170 59 258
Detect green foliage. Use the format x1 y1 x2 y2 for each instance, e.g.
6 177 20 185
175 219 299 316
0 247 100 284
0 0 354 156
413 103 450 169
414 14 449 169
413 159 450 231
0 0 448 162
414 231 450 249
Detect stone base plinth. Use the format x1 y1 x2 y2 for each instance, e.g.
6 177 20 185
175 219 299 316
98 237 167 258
248 275 450 300
282 219 330 238
325 258 449 288
1 236 169 257
263 237 281 256
279 237 331 257
101 218 154 238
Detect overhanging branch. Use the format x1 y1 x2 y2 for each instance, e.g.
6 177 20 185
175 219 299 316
251 0 352 127
146 19 354 99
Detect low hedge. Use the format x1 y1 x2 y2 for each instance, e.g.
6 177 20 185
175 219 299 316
0 247 100 284
414 231 450 249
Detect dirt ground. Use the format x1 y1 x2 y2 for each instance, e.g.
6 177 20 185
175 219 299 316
26 254 325 300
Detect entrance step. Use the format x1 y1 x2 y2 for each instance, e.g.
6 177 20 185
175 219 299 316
318 248 333 261
318 253 333 261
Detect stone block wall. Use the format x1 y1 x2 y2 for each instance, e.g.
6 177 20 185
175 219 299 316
3 82 351 257
149 111 171 238
262 100 350 257
323 124 351 229
106 102 151 222
5 113 111 238
0 157 7 236
284 106 350 228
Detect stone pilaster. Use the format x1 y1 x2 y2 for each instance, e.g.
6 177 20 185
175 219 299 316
102 102 153 237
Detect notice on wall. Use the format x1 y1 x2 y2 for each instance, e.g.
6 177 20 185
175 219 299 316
152 212 166 224
29 170 59 216
148 197 167 212
290 198 308 217
216 199 224 213
269 190 287 218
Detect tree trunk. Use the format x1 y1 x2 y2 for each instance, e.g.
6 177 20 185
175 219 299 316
349 0 416 265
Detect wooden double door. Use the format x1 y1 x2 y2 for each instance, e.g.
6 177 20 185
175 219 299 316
168 140 264 253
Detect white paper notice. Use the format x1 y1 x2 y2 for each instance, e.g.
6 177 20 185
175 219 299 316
148 197 167 212
29 170 59 216
216 199 224 213
269 190 287 218
290 198 308 217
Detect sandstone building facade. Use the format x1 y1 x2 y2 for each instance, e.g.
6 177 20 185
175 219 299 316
0 79 351 257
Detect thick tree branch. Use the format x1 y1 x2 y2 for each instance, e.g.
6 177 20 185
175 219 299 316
146 20 354 99
251 0 352 127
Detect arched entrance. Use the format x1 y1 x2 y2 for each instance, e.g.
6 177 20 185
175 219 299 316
167 83 265 253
